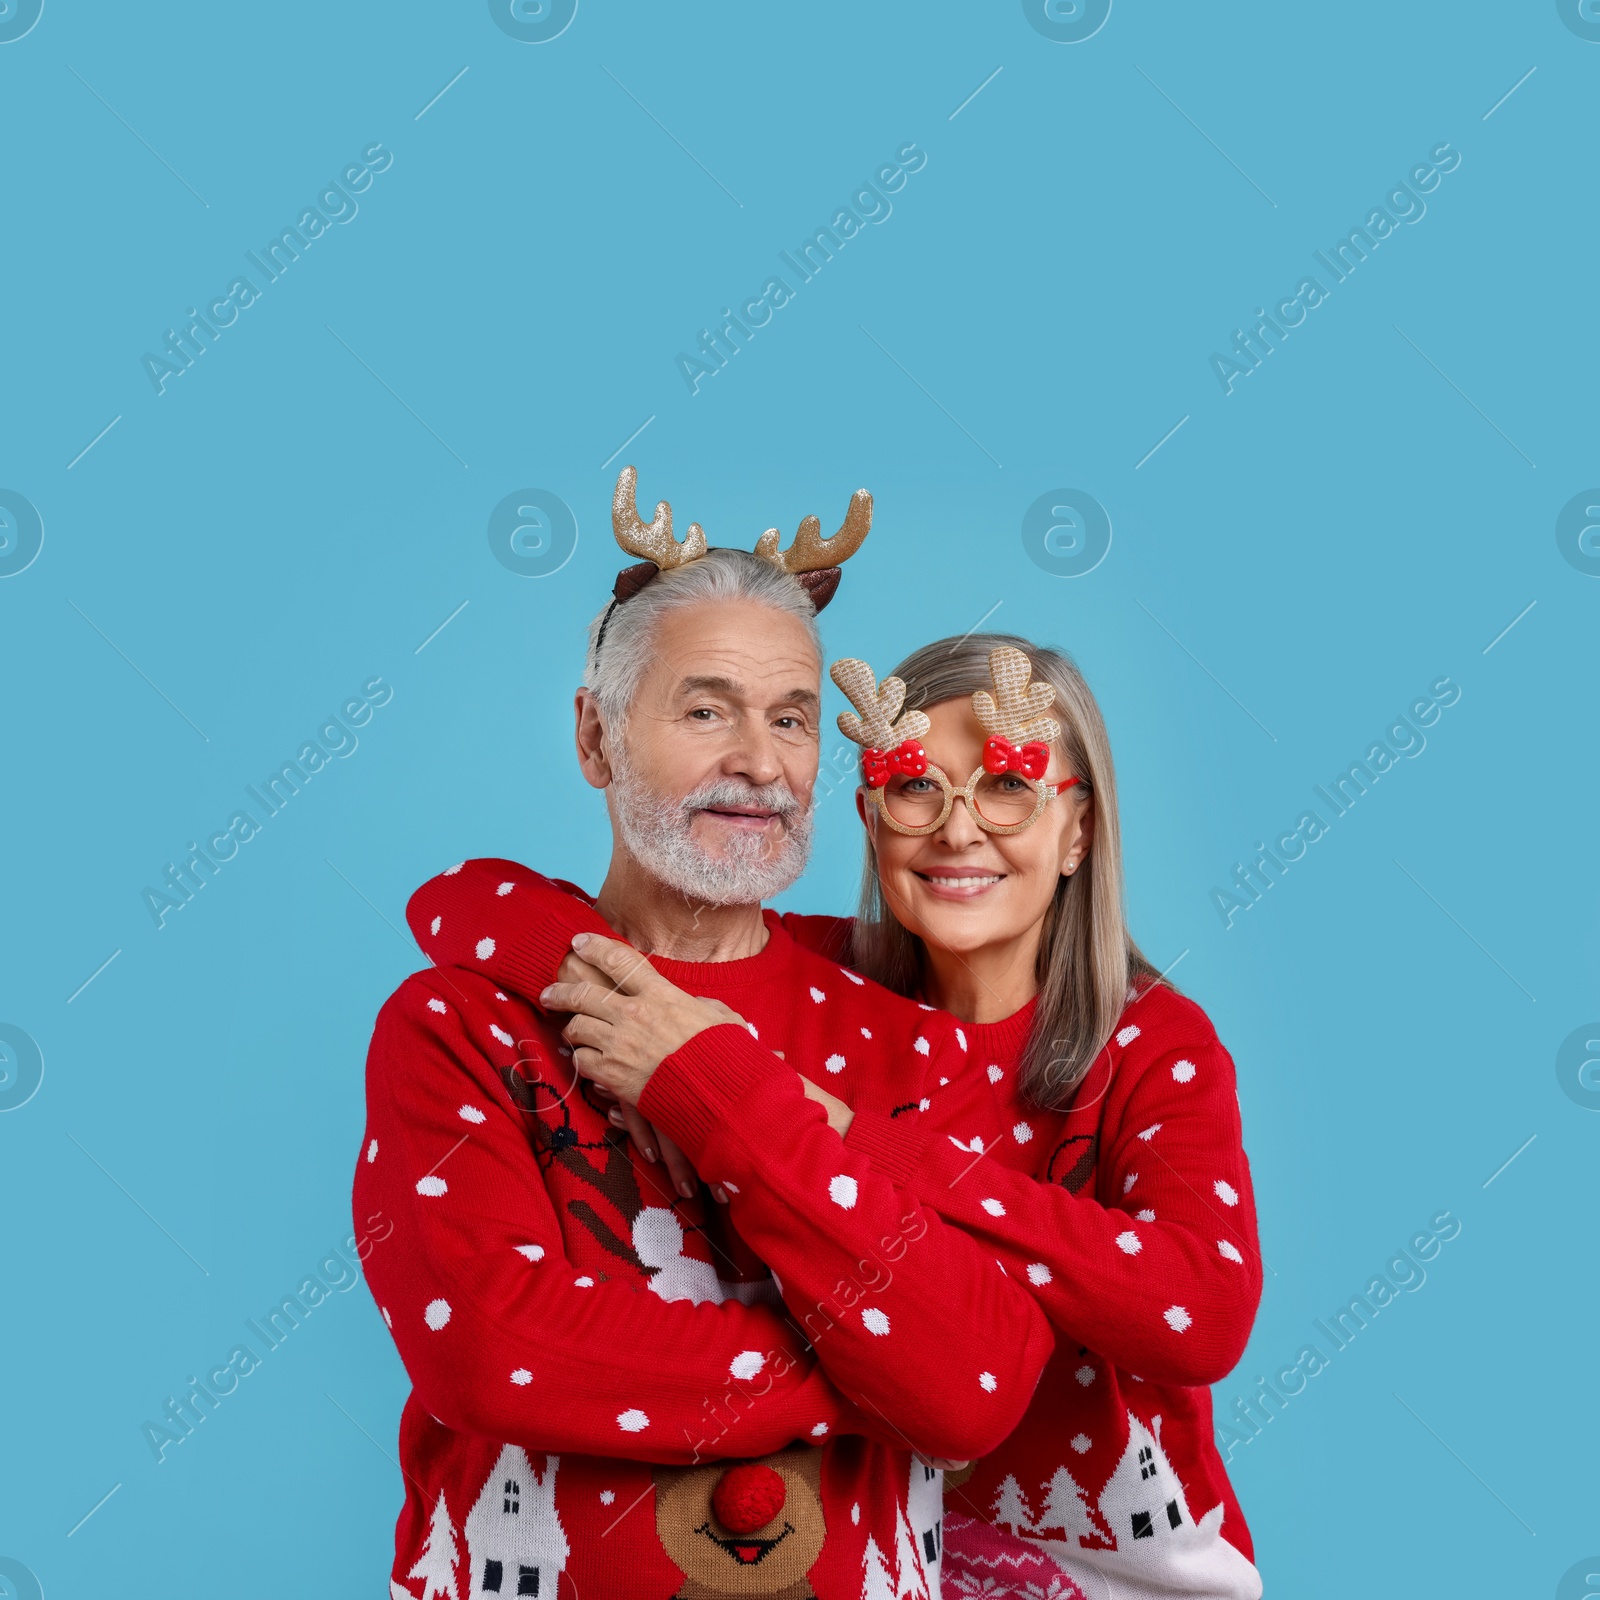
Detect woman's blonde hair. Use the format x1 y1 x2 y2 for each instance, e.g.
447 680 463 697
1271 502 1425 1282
849 633 1162 1110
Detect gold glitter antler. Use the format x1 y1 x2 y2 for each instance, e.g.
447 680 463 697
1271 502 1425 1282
971 646 1060 745
754 490 873 572
830 659 931 751
612 465 708 569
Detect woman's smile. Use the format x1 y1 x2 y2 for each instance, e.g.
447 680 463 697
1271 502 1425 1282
913 866 1009 900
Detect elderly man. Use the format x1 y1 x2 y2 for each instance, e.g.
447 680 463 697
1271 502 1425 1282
357 470 1051 1600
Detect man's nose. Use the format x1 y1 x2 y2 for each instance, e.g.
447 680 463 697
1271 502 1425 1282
726 717 784 785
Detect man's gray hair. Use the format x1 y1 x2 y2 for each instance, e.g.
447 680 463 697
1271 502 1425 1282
584 549 822 728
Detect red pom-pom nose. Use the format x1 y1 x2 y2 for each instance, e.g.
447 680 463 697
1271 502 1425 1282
711 1462 787 1535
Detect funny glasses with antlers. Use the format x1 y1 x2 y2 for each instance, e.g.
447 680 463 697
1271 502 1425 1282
831 646 1084 836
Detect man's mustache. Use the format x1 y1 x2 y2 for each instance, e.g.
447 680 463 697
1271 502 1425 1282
681 779 806 824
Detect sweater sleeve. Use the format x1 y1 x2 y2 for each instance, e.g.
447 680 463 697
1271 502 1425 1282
638 1022 1056 1463
406 858 614 997
356 970 876 1465
906 1035 1262 1387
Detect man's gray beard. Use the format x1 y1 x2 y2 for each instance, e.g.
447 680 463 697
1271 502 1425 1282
609 751 814 908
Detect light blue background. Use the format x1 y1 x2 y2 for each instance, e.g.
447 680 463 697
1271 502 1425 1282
2 2 1594 1595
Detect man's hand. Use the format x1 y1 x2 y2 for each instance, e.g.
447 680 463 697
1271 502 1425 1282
540 933 745 1107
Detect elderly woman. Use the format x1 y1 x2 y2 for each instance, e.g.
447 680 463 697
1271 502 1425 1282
431 633 1264 1600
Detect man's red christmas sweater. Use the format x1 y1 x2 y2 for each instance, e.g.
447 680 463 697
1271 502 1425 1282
416 870 1266 1600
356 860 1054 1600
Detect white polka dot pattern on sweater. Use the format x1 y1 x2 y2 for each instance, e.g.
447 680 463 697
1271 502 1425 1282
490 1025 514 1046
416 1176 447 1196
476 936 495 959
913 1037 930 1055
987 1065 1003 1084
1214 1179 1239 1206
809 987 826 1003
1117 1024 1141 1046
842 968 864 985
1218 1239 1244 1263
1075 1364 1096 1386
1013 1122 1034 1144
515 1244 544 1262
617 1409 649 1432
980 1198 1006 1217
860 1026 872 1039
829 1174 858 1209
574 1276 594 1288
1071 1433 1091 1453
1164 1305 1193 1332
458 1104 487 1124
861 1307 890 1336
1138 1122 1162 1141
496 881 515 896
366 1139 378 1162
427 998 447 1014
424 1299 451 1330
1123 1173 1138 1194
1026 1262 1052 1285
510 1368 532 1385
811 1421 830 1436
825 1054 846 1074
729 1351 765 1380
1136 1208 1156 1222
444 862 464 875
978 1371 997 1392
599 1489 616 1505
1115 1230 1142 1254
955 1027 967 1051
1172 1059 1196 1083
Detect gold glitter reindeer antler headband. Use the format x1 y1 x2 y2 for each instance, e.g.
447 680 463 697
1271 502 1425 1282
594 466 873 654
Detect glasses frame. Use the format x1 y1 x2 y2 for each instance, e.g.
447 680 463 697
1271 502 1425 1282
867 762 1082 837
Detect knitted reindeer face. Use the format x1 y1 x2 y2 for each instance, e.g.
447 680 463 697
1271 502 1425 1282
653 1445 827 1600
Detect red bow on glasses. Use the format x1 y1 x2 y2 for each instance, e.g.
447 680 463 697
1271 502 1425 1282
982 736 1050 780
861 739 928 789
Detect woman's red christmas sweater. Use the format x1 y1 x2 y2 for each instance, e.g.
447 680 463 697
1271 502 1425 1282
783 916 1266 1600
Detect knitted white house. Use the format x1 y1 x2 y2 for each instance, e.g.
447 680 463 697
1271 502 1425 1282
1034 1413 1263 1598
463 1446 569 1597
1098 1413 1191 1546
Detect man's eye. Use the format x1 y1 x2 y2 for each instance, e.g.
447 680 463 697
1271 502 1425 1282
688 708 718 721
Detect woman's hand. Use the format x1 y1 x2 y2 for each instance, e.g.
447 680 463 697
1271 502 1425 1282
587 1082 701 1202
539 933 745 1106
800 1076 855 1138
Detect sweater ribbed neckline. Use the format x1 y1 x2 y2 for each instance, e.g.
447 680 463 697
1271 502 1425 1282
956 995 1038 1066
647 910 795 991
